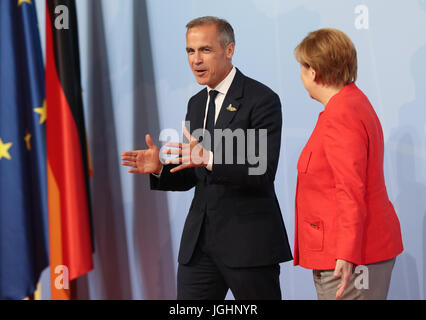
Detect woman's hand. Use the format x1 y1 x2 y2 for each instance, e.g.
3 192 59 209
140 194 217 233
333 259 354 299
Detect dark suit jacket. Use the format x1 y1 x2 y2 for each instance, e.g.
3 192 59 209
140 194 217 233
150 69 293 267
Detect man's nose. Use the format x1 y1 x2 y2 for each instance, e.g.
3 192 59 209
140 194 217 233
193 52 203 64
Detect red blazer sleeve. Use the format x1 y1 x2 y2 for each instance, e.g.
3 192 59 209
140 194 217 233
323 108 368 265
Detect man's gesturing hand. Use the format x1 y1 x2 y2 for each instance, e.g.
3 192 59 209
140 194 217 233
121 134 162 175
163 126 210 173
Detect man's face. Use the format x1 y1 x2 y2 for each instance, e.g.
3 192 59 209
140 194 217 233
186 24 234 88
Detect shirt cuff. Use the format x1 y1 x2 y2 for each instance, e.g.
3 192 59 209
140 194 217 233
152 165 163 178
206 151 213 171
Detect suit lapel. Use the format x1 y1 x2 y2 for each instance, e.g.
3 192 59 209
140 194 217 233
214 68 245 130
189 88 208 133
188 69 245 134
188 70 245 180
186 89 208 180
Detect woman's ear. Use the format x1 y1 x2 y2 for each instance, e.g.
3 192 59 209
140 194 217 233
309 67 317 82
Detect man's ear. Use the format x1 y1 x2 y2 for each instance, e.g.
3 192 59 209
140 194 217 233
226 42 235 59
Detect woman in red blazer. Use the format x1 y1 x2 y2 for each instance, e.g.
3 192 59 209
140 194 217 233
294 28 403 299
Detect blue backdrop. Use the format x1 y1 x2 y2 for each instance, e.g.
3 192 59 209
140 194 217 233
35 0 426 299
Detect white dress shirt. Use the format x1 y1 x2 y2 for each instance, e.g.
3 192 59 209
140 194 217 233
204 66 237 171
155 66 237 177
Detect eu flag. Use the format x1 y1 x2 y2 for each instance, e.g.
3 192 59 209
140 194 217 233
0 0 49 299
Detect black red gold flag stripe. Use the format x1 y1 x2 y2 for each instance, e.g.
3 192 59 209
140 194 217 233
46 0 94 300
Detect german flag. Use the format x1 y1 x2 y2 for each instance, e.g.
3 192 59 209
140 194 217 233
46 0 93 300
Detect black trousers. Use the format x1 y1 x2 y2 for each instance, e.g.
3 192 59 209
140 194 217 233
177 214 282 300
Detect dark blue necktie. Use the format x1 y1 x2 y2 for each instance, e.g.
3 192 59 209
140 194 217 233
204 90 219 151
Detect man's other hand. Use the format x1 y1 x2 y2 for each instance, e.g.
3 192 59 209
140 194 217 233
121 134 162 175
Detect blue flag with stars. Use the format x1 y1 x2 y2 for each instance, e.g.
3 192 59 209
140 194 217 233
0 0 49 299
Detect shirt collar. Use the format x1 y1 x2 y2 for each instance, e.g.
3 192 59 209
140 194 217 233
207 66 236 96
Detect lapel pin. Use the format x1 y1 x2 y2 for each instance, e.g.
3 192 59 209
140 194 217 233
226 104 237 112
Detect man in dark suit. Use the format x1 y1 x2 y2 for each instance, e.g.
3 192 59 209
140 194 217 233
121 16 292 300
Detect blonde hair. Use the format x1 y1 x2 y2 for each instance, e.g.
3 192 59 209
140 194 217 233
295 28 357 86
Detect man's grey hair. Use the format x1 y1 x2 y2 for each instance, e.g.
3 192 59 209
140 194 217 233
186 16 235 48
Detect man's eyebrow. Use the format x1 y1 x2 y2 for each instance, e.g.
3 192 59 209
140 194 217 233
186 45 212 52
